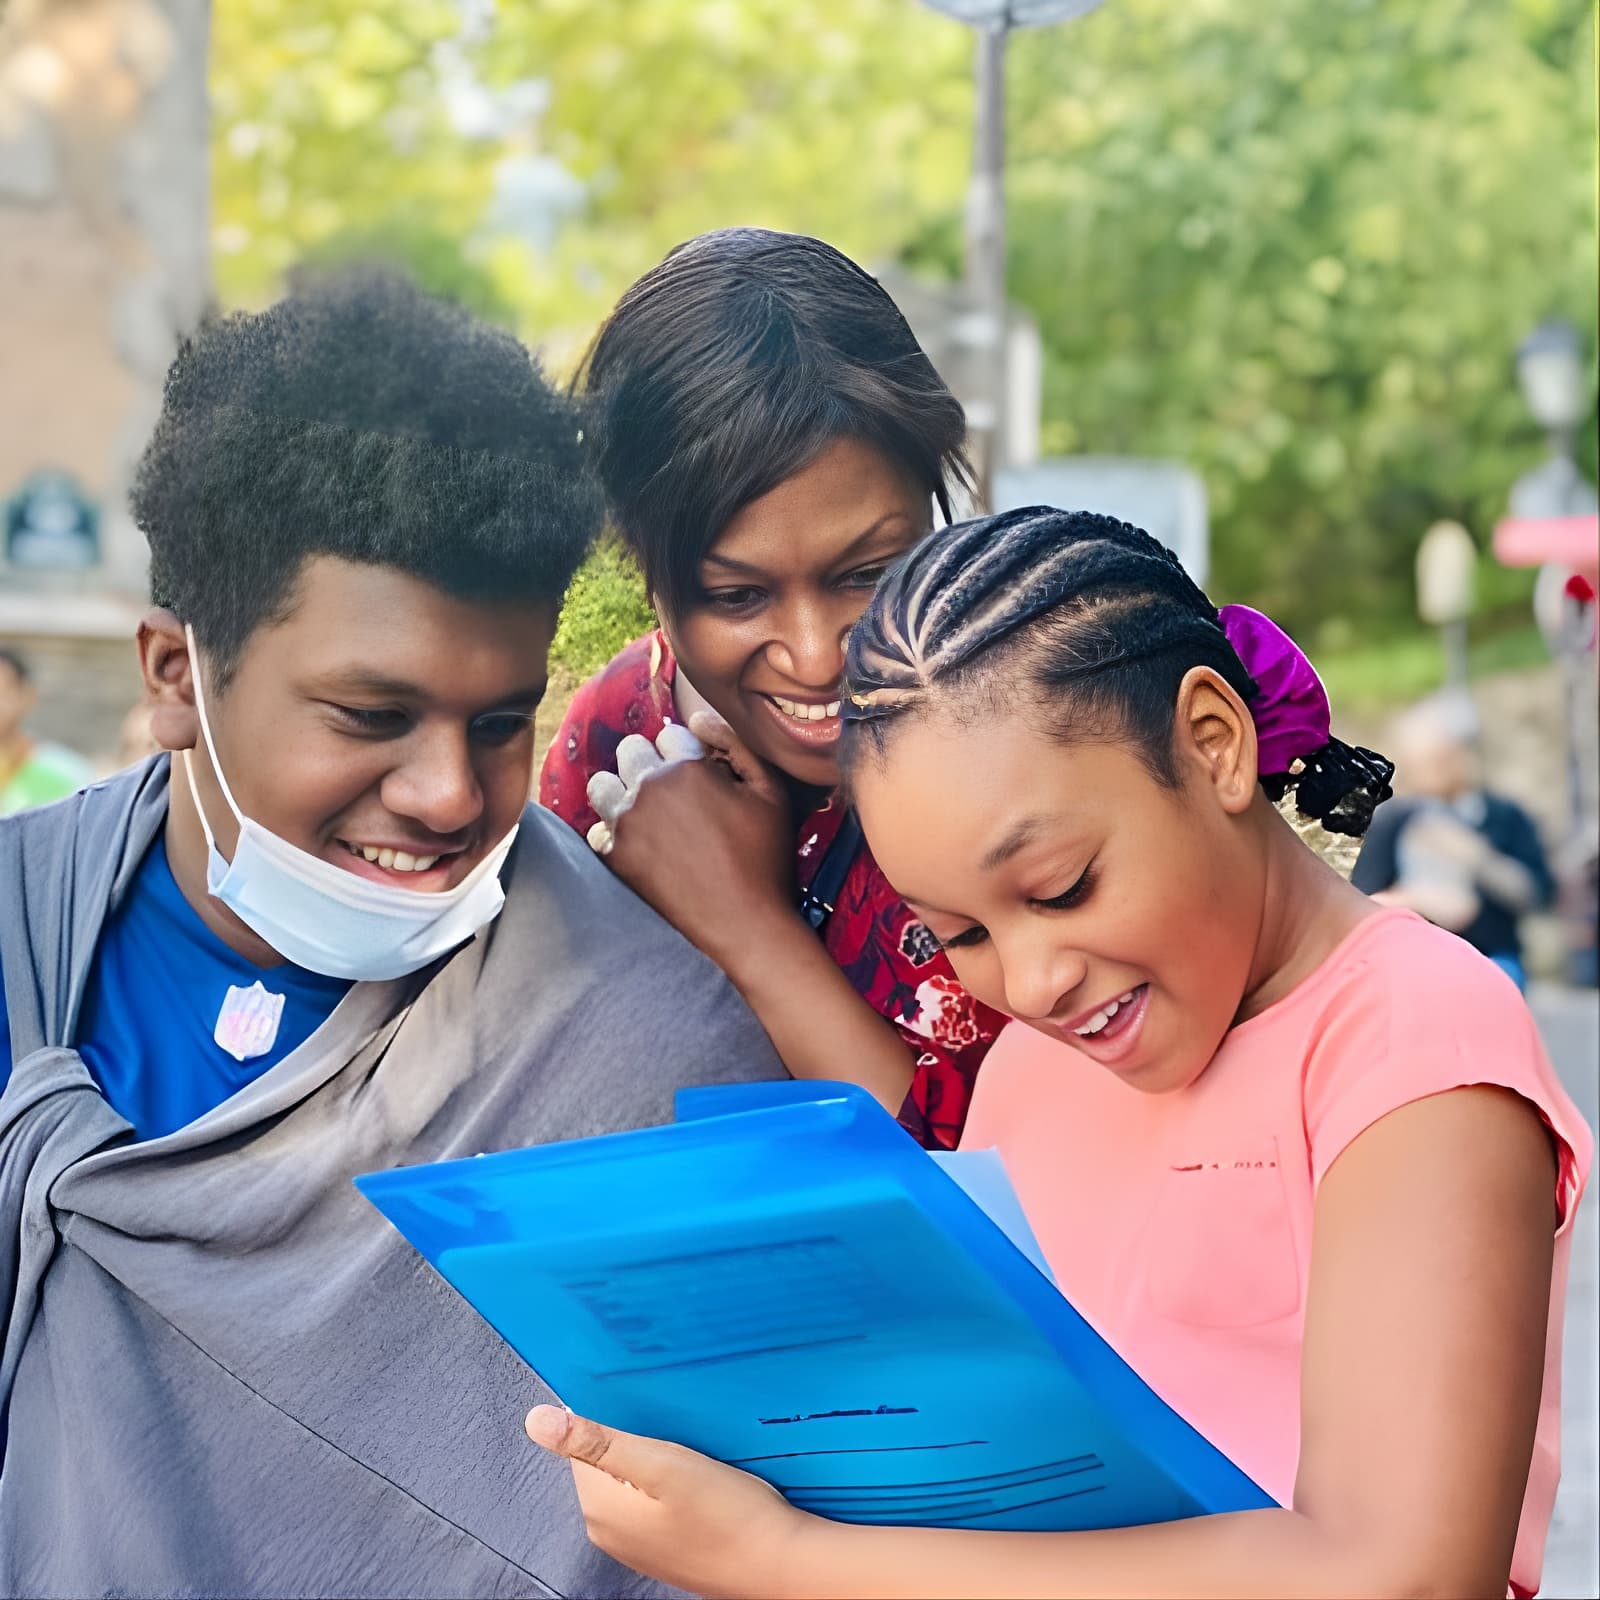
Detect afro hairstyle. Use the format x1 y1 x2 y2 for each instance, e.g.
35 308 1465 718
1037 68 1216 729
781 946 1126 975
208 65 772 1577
133 266 602 684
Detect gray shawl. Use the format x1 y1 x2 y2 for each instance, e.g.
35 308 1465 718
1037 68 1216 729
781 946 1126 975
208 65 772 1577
0 757 784 1598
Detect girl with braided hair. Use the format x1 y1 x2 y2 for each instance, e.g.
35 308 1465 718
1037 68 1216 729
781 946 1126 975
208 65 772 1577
528 507 1590 1600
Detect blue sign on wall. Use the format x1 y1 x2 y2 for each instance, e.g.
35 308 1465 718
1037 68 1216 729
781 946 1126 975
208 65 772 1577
5 469 101 570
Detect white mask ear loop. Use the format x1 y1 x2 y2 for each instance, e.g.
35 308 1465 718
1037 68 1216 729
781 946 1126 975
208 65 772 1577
181 749 219 854
182 624 244 854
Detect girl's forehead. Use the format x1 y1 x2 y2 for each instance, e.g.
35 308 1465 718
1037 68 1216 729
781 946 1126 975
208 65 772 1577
856 711 1148 848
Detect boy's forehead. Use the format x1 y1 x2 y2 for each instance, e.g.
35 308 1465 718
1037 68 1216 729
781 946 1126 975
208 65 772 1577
272 554 555 628
235 554 555 694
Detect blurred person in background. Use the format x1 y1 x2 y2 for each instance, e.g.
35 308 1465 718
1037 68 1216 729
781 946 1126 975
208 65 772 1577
1353 695 1554 988
540 228 1006 1149
108 694 162 773
0 647 93 816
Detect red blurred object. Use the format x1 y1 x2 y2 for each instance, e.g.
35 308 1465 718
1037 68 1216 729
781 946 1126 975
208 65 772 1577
1493 513 1600 581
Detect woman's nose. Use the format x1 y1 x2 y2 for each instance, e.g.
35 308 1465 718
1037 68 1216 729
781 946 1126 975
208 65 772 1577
765 598 850 690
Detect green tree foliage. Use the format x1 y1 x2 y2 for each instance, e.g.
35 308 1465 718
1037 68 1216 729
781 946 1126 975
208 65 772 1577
211 0 1596 650
211 0 495 298
296 220 518 327
988 0 1597 639
547 537 659 680
476 0 972 340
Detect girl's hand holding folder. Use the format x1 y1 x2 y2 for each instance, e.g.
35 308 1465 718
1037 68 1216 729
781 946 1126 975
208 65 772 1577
525 1404 810 1599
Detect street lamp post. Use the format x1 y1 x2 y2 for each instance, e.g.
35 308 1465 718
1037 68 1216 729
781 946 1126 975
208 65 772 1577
1516 319 1591 457
967 22 1008 512
1415 518 1477 700
918 0 1102 510
1504 316 1599 986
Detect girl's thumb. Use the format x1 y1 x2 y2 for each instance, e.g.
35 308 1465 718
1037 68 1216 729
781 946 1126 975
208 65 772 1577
526 1405 656 1489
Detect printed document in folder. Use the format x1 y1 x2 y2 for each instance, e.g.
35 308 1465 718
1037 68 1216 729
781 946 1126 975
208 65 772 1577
357 1080 1273 1532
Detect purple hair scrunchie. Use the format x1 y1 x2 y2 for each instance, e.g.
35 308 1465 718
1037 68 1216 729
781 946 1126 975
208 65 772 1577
1217 603 1330 779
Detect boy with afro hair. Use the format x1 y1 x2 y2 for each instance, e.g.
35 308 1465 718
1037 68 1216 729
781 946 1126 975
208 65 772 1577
0 269 780 1598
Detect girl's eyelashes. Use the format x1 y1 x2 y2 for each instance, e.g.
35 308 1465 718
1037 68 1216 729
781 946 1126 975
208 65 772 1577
924 862 1097 952
1030 861 1097 912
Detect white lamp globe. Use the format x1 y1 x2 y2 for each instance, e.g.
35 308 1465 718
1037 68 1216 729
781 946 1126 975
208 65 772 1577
1515 319 1589 435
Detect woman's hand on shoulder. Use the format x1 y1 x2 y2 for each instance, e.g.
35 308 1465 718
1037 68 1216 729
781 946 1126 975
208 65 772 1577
584 718 797 964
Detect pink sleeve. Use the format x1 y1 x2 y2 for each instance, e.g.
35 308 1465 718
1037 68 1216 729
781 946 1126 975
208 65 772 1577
1303 922 1591 1235
957 1024 1031 1153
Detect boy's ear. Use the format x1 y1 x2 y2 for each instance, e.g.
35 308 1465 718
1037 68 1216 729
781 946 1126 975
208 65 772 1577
1175 665 1258 815
136 608 200 753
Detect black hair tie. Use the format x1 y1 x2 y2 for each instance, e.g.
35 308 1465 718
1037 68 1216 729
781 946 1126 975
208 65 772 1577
1260 737 1395 837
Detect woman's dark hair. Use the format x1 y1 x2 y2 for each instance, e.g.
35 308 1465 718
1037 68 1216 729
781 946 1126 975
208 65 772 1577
576 228 971 619
843 506 1393 840
134 266 602 687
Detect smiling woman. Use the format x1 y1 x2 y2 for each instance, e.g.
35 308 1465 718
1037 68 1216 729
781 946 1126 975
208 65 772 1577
662 436 923 786
540 228 1007 1149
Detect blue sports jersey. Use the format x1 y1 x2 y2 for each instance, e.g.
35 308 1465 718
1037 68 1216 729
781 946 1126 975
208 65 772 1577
0 832 349 1140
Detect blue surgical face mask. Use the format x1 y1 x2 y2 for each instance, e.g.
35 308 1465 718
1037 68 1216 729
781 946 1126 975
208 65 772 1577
180 626 519 982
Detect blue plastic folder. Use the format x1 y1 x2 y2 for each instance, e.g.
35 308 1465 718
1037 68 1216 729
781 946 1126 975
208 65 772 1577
355 1081 1274 1532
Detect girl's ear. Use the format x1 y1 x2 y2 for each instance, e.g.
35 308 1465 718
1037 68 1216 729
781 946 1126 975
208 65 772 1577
1175 665 1258 815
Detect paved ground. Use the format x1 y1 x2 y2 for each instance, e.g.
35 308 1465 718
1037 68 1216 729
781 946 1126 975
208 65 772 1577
1530 984 1599 1599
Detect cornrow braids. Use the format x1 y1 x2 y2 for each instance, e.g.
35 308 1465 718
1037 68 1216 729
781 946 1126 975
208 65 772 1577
842 506 1393 858
846 507 1234 714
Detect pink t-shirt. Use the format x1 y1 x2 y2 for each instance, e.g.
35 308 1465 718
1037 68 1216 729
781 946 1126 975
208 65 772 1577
961 909 1591 1598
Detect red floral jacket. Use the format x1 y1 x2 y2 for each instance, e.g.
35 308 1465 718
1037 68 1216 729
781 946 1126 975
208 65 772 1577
539 631 1006 1149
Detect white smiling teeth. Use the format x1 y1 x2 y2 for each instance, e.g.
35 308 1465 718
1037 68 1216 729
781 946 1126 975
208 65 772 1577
1075 991 1139 1037
346 842 440 872
771 695 841 722
1075 1001 1116 1037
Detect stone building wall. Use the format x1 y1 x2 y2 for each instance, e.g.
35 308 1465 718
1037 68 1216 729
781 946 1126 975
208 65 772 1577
0 0 210 758
3 626 147 764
